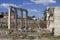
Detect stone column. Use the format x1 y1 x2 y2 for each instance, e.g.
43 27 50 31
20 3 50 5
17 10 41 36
8 7 11 29
20 10 23 29
15 8 17 30
25 10 28 30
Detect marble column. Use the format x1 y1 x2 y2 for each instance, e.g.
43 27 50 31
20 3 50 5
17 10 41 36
20 10 23 29
25 10 28 30
14 8 17 30
8 7 11 29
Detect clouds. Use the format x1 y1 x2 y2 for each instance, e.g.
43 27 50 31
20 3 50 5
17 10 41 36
0 3 18 8
18 0 56 5
27 8 44 18
0 3 40 12
22 2 32 5
0 0 56 8
28 9 40 12
31 0 56 5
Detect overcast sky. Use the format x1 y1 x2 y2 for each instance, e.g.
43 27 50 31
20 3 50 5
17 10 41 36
0 0 59 18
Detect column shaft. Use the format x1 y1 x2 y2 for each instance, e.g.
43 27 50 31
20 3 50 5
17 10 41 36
15 9 17 30
8 7 11 29
20 10 23 29
25 11 28 30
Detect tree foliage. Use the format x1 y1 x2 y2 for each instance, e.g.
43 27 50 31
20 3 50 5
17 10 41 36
27 16 36 20
43 10 47 21
0 12 4 18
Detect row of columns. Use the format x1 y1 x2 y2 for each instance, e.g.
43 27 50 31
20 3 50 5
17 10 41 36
8 6 28 30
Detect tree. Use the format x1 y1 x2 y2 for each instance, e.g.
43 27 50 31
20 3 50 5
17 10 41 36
27 16 36 20
31 16 35 18
0 12 4 18
43 10 47 21
27 16 32 20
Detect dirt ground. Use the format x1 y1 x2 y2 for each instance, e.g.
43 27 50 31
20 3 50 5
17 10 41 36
0 37 60 40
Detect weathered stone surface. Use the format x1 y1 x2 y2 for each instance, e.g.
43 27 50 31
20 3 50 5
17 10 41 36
46 7 60 36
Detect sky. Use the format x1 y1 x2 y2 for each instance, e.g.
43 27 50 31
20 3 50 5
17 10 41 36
0 0 60 18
